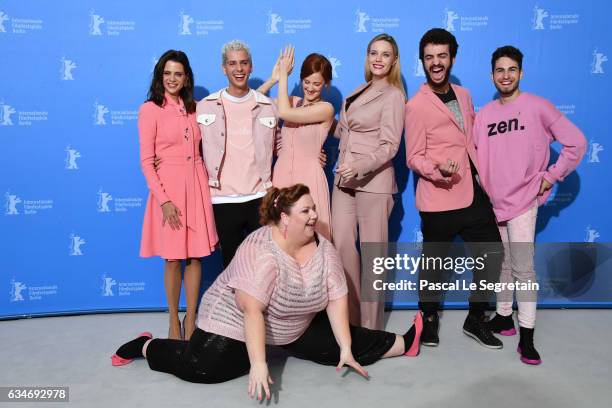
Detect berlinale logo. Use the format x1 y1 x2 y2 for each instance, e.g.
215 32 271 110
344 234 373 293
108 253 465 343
69 233 85 256
178 11 194 35
267 11 282 34
354 9 370 33
97 188 113 212
588 140 603 163
4 190 21 215
0 11 9 33
60 57 77 80
1 102 16 126
101 274 117 296
328 56 341 79
444 8 459 32
89 10 105 35
93 101 109 125
591 49 607 74
532 5 548 30
65 146 81 170
10 278 27 302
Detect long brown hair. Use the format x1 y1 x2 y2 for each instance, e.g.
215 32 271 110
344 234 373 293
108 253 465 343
147 50 196 113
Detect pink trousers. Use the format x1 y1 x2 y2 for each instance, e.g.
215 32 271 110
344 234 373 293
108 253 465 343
496 203 538 328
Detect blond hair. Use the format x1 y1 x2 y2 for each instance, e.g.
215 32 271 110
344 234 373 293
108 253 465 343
364 33 406 100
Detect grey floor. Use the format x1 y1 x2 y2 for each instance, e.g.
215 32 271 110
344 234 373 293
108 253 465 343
1 310 611 408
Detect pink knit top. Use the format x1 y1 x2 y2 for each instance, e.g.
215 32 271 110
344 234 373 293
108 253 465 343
197 226 348 345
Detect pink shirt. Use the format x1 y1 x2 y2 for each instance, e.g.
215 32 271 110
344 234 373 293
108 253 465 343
212 91 264 198
474 92 587 221
197 226 348 345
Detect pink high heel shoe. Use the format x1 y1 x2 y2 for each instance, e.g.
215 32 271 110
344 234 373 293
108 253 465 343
405 312 424 357
111 332 153 366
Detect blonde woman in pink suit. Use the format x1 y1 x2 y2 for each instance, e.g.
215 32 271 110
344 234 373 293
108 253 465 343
139 50 218 340
332 34 406 330
258 47 335 240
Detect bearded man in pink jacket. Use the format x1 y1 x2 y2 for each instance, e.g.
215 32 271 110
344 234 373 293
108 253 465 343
405 28 504 350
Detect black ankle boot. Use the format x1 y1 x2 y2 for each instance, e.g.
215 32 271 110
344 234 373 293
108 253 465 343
111 332 152 366
488 313 516 336
518 327 541 365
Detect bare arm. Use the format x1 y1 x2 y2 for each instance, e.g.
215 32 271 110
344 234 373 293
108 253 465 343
326 295 369 377
235 289 273 400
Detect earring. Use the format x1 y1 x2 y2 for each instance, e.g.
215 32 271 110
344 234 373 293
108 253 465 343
283 224 288 240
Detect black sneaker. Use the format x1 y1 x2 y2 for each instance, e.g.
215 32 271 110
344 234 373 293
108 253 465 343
463 315 503 349
487 313 516 336
420 313 439 347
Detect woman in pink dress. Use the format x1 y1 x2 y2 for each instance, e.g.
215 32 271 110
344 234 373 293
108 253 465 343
138 50 218 340
258 47 335 240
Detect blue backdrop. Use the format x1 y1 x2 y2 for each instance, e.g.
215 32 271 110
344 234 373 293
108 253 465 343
1 0 610 318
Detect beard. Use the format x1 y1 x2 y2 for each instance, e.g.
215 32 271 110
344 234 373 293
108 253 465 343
424 61 453 91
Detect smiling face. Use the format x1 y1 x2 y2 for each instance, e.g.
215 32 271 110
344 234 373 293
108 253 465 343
301 72 325 103
222 49 252 93
367 40 396 80
162 60 186 98
422 43 455 92
492 56 522 101
281 194 318 240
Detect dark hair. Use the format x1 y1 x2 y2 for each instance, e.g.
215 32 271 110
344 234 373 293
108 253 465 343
300 53 332 85
147 50 196 113
491 45 523 72
259 184 311 225
419 28 459 60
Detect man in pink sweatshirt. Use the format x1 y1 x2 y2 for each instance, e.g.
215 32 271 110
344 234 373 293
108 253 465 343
473 45 587 365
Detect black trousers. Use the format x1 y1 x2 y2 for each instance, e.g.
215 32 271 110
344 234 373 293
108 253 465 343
146 312 396 384
212 198 262 268
418 177 503 314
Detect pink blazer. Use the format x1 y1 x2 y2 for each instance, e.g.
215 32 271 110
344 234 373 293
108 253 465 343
334 80 405 194
405 83 479 212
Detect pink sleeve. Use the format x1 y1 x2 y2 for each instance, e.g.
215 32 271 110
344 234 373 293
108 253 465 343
325 243 348 301
540 101 587 184
138 103 170 205
473 111 483 149
405 103 447 182
227 238 278 307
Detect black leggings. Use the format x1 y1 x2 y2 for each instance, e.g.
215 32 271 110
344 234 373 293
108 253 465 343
146 312 396 384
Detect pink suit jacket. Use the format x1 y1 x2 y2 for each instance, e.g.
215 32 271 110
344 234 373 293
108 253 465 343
405 83 479 212
334 80 405 194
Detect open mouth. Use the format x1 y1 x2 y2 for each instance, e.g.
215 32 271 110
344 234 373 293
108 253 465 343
429 66 445 80
372 63 385 70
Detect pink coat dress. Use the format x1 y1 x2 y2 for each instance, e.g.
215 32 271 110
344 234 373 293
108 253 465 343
272 98 332 240
138 95 218 259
